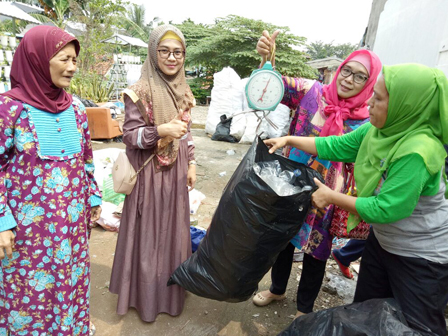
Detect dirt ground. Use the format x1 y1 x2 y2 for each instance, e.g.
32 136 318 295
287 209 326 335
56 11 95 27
88 106 352 336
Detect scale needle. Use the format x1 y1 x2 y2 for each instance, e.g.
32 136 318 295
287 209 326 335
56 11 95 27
257 78 271 102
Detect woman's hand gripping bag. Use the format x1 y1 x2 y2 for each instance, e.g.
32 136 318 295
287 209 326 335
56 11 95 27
168 137 323 302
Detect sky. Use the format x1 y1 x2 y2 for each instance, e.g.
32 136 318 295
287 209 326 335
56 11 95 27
129 0 373 45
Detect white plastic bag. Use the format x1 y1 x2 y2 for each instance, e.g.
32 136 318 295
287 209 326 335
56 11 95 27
93 148 125 191
189 189 206 214
239 111 270 144
266 103 292 139
96 201 121 231
205 67 241 135
229 78 250 141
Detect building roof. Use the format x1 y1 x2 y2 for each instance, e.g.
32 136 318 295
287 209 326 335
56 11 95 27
10 2 43 14
307 56 344 70
102 34 147 48
0 1 41 24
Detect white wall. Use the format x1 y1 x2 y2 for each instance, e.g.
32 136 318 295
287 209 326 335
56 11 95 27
373 0 448 76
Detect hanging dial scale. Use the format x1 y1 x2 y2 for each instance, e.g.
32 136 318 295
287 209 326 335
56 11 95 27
245 44 284 111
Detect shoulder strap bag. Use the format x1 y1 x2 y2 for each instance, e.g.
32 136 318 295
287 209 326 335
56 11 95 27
112 89 155 195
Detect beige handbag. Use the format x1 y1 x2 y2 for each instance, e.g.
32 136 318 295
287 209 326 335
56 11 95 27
112 152 154 195
112 89 154 195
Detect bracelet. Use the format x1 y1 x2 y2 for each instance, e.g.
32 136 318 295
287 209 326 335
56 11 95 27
188 160 197 166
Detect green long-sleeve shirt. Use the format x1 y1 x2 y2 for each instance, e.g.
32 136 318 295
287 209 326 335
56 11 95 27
315 123 441 224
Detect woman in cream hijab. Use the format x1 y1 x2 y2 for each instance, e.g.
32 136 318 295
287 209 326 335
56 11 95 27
109 25 196 322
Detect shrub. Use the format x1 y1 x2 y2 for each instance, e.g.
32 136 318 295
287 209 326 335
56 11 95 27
68 73 114 103
187 76 212 105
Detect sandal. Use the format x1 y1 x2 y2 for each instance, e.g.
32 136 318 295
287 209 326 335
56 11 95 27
332 251 354 279
252 290 286 307
89 321 96 336
294 310 306 320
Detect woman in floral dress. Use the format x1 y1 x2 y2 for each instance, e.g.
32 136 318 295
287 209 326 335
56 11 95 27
0 26 101 335
252 30 381 317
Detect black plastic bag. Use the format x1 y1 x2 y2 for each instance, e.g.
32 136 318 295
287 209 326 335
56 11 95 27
168 137 322 302
278 298 428 336
211 114 237 143
73 94 98 108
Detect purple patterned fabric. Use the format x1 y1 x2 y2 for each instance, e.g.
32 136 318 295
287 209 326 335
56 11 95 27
281 76 368 261
0 96 101 335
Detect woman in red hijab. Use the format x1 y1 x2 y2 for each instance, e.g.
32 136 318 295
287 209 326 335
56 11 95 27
252 30 382 318
0 26 102 335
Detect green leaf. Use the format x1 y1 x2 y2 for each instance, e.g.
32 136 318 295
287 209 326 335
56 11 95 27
176 15 317 79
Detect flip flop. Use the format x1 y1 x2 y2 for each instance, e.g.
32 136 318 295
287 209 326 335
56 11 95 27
252 291 286 307
332 251 354 279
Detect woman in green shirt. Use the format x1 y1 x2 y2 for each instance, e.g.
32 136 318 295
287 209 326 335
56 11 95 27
265 63 448 336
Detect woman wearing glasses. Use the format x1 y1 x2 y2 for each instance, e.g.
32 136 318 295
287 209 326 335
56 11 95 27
109 25 196 322
252 30 382 318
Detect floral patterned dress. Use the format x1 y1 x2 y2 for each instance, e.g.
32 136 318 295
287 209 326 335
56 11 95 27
0 96 101 335
281 76 368 261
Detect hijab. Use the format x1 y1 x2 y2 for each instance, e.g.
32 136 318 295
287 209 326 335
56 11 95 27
348 63 448 231
130 24 194 170
5 25 80 113
320 49 382 136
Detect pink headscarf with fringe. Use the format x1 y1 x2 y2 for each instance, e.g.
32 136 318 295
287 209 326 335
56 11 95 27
320 49 382 136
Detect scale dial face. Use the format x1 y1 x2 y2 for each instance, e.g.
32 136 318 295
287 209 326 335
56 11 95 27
246 70 284 111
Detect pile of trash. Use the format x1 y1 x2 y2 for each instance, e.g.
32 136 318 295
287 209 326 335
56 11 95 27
92 148 125 232
92 148 207 239
205 67 291 144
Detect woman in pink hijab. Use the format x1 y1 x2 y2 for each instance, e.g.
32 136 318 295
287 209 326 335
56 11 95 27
252 30 382 318
0 26 102 335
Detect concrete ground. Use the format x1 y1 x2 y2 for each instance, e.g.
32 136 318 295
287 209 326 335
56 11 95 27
89 106 350 336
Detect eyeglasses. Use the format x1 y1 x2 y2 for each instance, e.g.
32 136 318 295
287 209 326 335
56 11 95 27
157 49 185 59
340 67 369 84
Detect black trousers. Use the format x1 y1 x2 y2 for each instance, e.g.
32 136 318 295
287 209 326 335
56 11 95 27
269 242 327 313
332 238 366 267
354 231 448 336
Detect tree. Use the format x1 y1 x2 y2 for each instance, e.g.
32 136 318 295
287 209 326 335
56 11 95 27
306 41 332 60
128 4 145 29
177 15 317 79
119 14 165 47
33 0 70 28
69 0 127 76
120 4 150 42
176 18 213 48
306 40 357 60
331 43 357 59
0 19 28 34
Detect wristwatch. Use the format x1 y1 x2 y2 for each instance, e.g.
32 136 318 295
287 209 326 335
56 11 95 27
188 160 197 166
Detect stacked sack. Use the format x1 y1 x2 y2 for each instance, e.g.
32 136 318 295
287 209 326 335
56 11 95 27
205 67 242 136
205 67 291 143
